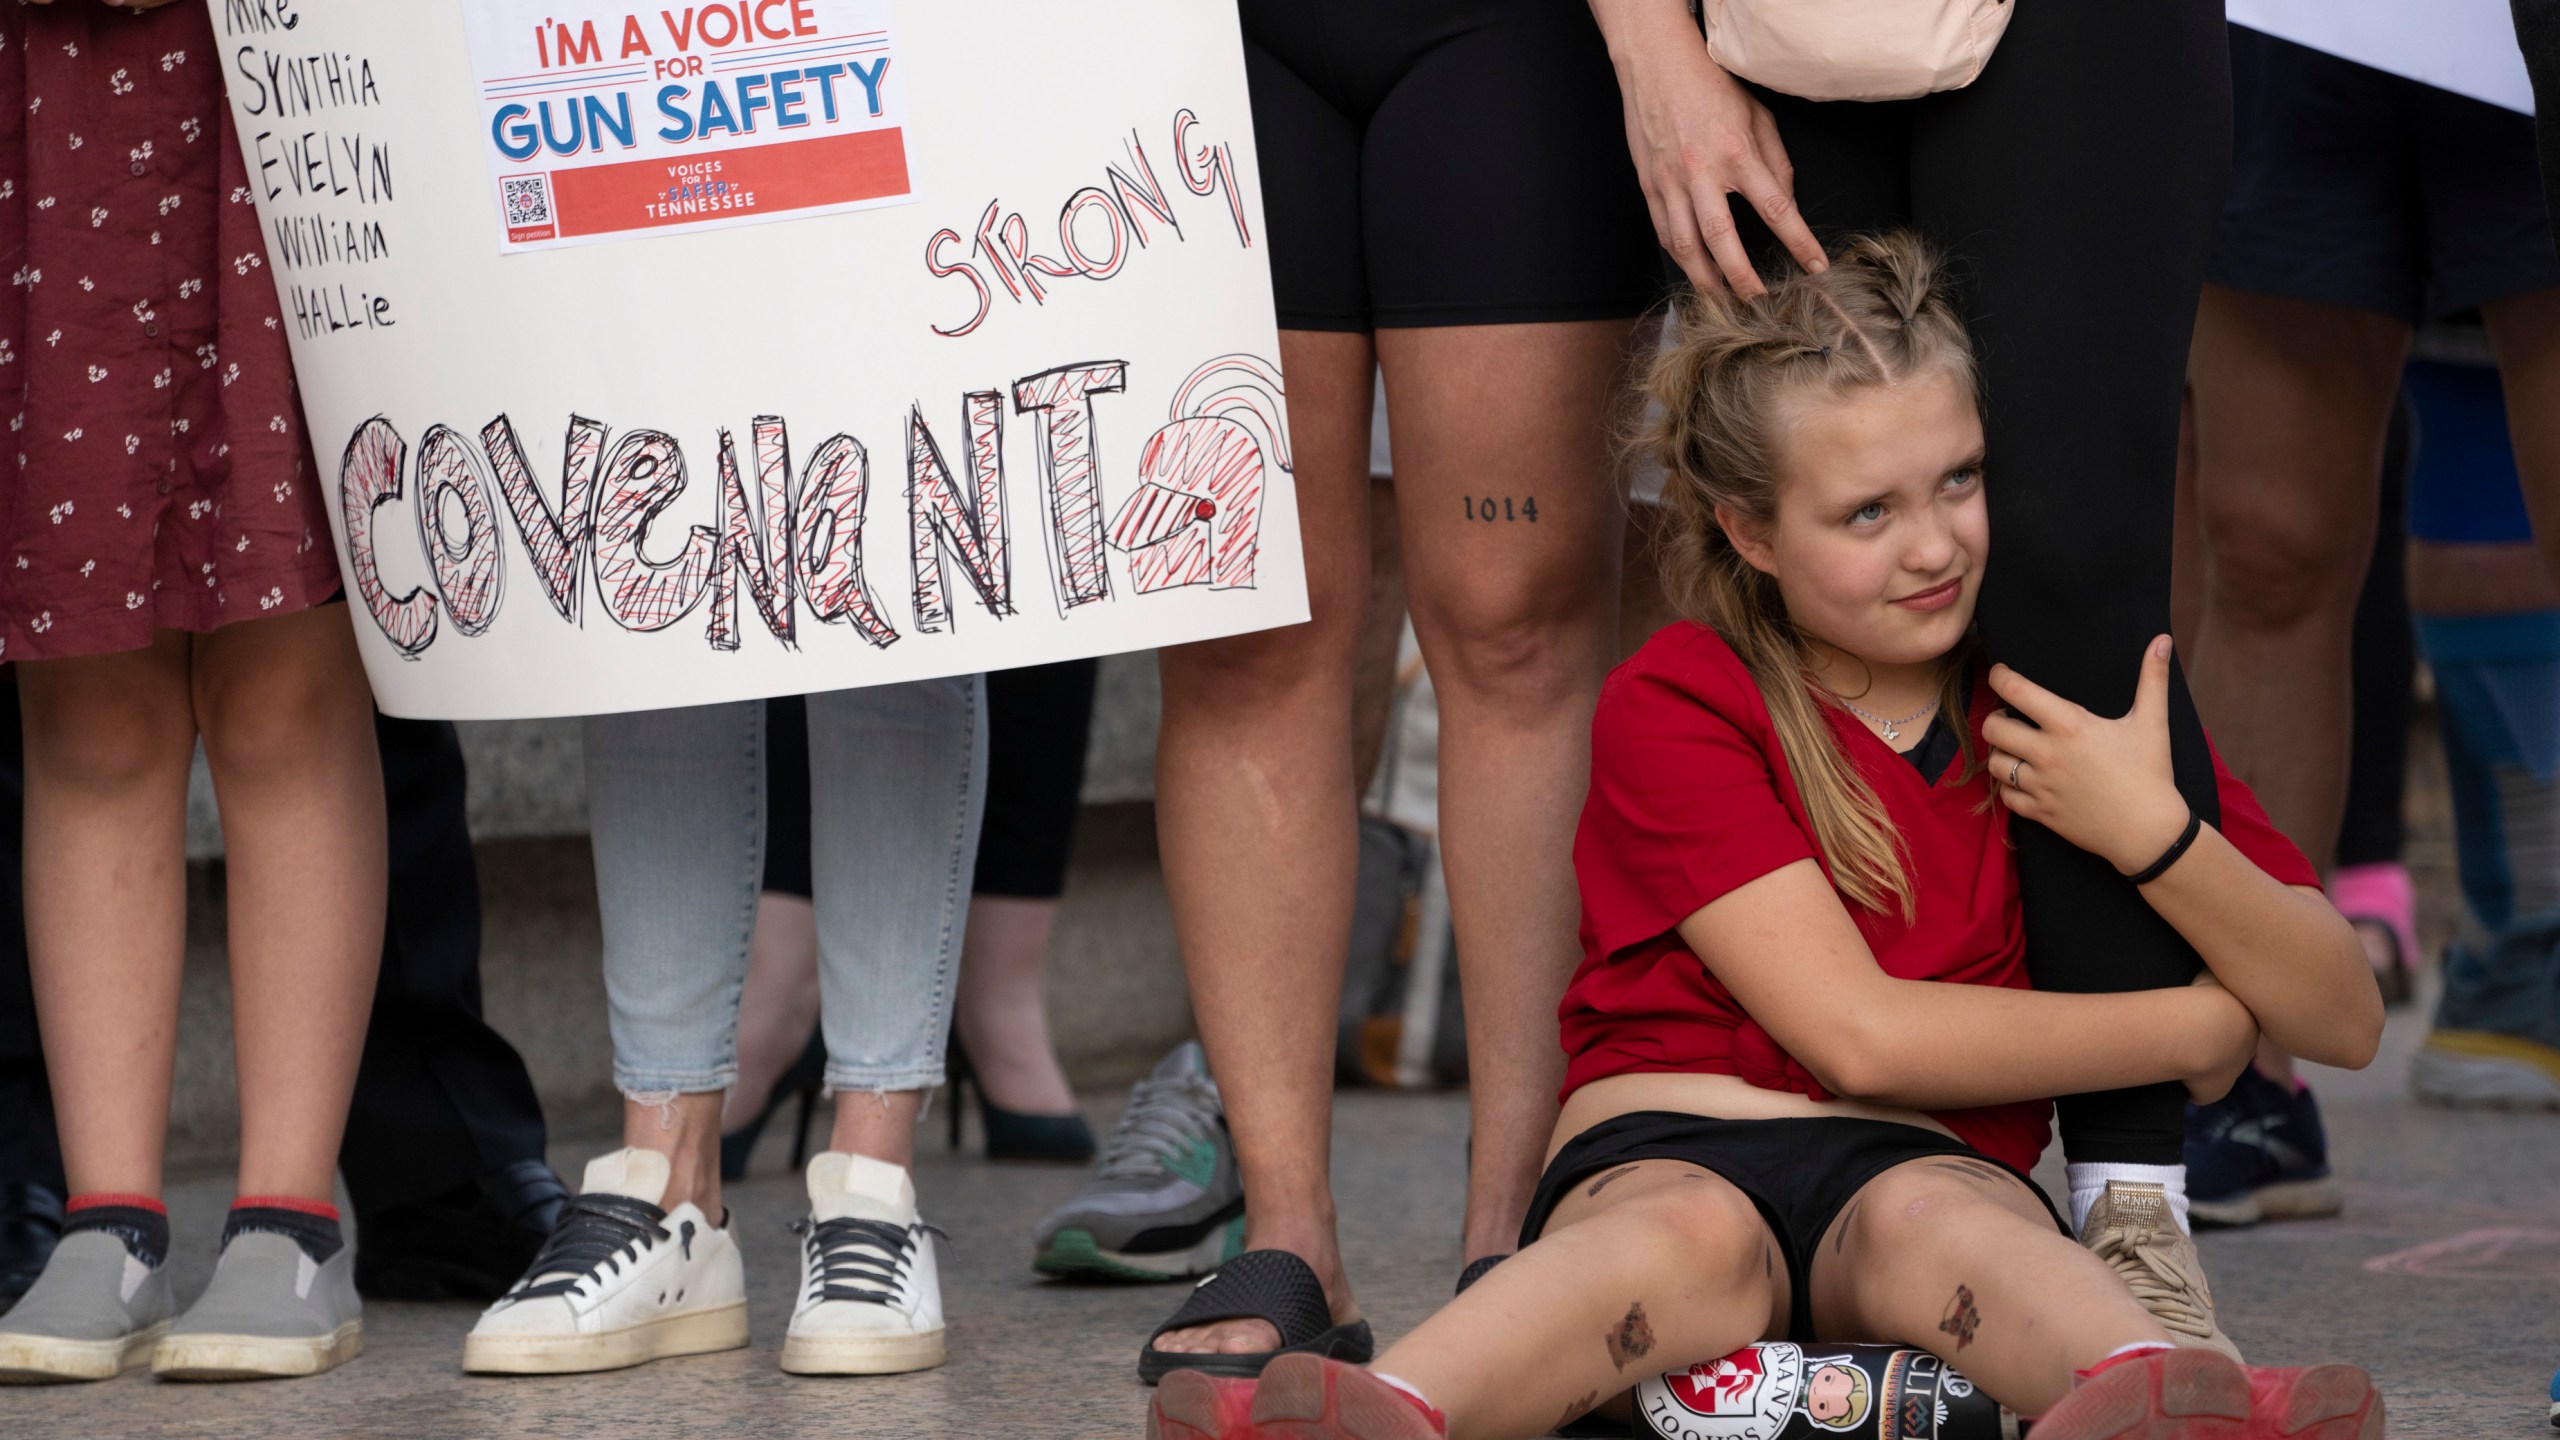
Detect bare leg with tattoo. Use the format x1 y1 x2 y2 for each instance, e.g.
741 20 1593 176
1151 320 1632 1358
1361 1159 2162 1439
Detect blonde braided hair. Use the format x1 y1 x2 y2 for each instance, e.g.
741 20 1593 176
1638 231 1982 921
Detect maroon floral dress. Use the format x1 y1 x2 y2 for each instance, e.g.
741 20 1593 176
0 2 338 663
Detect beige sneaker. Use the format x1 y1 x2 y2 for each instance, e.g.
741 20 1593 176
2077 1180 2244 1362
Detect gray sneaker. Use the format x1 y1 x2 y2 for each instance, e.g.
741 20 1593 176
0 1232 173 1383
2412 911 2560 1108
1033 1042 1244 1281
152 1233 362 1380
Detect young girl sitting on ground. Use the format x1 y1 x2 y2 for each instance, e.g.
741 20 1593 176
1146 234 2387 1439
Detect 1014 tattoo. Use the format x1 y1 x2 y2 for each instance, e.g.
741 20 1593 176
1462 495 1540 523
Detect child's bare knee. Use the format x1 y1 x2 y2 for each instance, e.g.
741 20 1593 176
1834 1173 1965 1258
197 665 368 786
25 691 188 793
1629 1180 1770 1283
1831 1164 2033 1265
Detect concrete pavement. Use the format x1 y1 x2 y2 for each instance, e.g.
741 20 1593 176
5 992 2554 1439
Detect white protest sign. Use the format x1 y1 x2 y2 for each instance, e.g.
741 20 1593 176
209 0 1304 720
2228 0 2533 114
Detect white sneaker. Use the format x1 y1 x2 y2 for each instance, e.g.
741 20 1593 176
462 1148 747 1374
779 1152 946 1375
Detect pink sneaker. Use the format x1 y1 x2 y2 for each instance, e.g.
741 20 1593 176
2032 1348 2249 1439
2032 1349 2382 1440
2330 862 2417 1007
2245 1363 2384 1439
1150 1354 1446 1440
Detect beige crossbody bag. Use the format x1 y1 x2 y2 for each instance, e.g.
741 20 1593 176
1698 0 2015 102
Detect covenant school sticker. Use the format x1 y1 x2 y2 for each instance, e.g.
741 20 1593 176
462 1 915 252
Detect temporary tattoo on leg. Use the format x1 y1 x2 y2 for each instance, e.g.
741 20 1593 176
1586 1164 1642 1199
1938 1284 1982 1349
1605 1302 1658 1371
1557 1390 1601 1428
1832 1197 1865 1254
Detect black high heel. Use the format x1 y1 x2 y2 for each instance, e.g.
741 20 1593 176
720 1027 827 1180
947 1036 1096 1163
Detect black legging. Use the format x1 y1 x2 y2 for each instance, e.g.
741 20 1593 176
764 659 1100 903
1737 0 2229 1164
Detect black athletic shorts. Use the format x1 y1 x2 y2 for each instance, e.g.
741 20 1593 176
1237 0 1665 331
1521 1112 2066 1342
2210 24 2560 322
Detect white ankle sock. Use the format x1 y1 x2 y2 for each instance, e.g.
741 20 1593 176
1373 1372 1435 1411
2066 1162 2190 1235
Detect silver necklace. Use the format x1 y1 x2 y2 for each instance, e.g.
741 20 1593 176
1838 696 1938 744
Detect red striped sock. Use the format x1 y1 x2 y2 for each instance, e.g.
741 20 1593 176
64 1193 170 1267
224 1195 344 1262
230 1194 339 1220
67 1192 166 1215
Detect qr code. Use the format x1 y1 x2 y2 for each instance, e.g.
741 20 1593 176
502 175 551 228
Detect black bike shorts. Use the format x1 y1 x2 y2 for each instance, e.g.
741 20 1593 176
1522 1111 2065 1342
2210 24 2560 322
1238 0 1666 331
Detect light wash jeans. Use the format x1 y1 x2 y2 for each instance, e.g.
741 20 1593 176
582 677 987 1097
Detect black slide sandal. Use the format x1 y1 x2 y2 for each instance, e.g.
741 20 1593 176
1137 1249 1373 1384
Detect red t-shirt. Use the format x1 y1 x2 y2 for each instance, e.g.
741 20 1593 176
1562 623 2319 1172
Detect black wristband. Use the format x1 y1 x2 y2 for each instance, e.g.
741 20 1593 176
2125 809 2203 885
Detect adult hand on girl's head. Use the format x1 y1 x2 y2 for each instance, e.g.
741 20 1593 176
1981 636 2194 877
1589 0 1828 296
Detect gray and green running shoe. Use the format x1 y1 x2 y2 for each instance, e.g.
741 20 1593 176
1033 1042 1244 1281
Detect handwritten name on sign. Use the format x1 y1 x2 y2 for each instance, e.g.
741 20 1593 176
463 0 914 251
219 0 400 339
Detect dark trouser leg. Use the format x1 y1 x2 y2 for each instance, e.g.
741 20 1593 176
0 674 63 1196
973 659 1100 900
337 715 547 1216
2339 401 2416 871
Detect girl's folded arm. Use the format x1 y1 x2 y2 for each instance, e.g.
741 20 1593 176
1979 641 2385 1071
2126 845 2381 1069
1677 858 2261 1109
